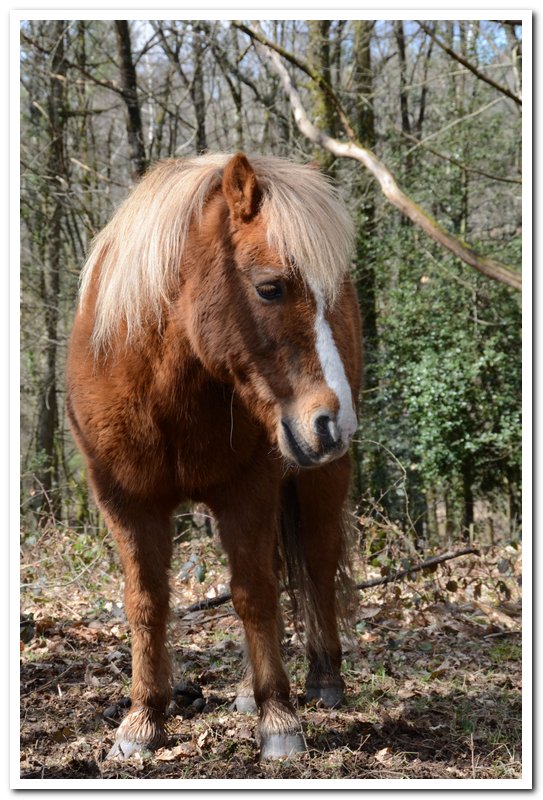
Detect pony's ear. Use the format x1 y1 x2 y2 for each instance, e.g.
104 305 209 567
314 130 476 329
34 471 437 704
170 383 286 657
222 153 262 223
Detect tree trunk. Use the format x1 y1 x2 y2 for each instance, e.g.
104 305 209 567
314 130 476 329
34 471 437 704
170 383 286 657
191 25 207 154
207 23 244 150
228 26 244 150
114 20 147 178
425 487 439 544
394 21 411 135
149 69 170 161
395 21 412 177
352 19 377 358
351 21 389 504
414 26 435 136
444 492 455 546
34 19 68 522
506 469 521 539
462 464 475 541
307 21 336 174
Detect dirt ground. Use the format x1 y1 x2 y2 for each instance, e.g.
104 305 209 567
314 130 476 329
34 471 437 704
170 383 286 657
19 526 522 782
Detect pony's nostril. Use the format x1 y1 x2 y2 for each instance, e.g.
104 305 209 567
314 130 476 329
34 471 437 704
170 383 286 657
313 412 340 448
314 413 331 436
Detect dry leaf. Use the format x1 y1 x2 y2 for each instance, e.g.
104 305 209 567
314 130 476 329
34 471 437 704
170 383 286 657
357 606 382 620
474 602 518 630
429 660 450 680
156 742 196 761
155 749 177 762
197 729 211 749
51 726 74 743
375 746 392 763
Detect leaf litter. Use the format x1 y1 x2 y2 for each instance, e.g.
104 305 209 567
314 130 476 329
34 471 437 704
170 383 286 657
20 527 522 780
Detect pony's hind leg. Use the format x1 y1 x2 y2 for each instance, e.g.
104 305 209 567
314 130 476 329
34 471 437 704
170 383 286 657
294 456 353 708
234 665 256 714
101 503 173 759
212 485 306 760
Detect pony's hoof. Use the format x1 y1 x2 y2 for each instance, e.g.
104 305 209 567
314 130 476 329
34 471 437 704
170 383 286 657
106 707 167 760
233 694 257 714
106 738 153 761
305 685 344 708
259 732 307 760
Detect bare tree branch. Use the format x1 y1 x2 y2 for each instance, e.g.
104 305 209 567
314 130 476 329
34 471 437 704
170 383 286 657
21 31 124 95
232 21 357 141
417 21 522 106
398 128 522 185
492 20 523 28
251 34 521 291
198 21 263 102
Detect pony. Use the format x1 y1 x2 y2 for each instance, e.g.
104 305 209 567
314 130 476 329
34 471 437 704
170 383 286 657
66 152 362 760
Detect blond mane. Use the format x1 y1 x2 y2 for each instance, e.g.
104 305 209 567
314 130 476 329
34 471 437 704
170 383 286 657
79 153 354 350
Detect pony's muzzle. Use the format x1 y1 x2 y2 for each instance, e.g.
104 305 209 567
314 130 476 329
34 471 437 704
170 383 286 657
280 410 348 468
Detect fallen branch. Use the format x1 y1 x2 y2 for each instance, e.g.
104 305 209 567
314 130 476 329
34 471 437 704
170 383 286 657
248 29 521 292
21 664 77 697
355 546 480 590
181 546 480 614
184 593 233 613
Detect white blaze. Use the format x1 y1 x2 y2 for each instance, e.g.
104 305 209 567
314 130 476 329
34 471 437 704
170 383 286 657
313 289 358 442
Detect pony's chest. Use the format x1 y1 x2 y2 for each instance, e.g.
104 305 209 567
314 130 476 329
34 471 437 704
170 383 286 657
166 386 268 494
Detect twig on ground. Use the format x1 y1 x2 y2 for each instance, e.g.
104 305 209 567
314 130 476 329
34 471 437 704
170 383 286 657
355 547 480 590
180 547 480 614
183 594 233 613
21 664 77 697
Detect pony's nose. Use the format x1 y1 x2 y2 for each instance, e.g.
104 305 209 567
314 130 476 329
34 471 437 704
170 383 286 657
312 410 340 451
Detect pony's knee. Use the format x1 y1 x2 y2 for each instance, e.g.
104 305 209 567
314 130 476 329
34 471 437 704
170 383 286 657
230 575 278 625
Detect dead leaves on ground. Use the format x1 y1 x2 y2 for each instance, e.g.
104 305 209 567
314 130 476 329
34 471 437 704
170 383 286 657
19 534 522 780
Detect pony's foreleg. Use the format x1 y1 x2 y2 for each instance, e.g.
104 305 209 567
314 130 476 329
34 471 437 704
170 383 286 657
234 607 284 714
216 504 306 760
102 506 173 759
296 456 352 708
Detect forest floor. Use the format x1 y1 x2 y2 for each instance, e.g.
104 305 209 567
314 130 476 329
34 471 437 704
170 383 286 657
19 522 523 783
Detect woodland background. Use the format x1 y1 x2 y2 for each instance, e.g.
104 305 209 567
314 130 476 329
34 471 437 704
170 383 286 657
19 19 523 780
20 18 522 543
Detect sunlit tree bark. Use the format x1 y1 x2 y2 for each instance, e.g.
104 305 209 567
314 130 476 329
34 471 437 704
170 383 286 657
115 20 147 178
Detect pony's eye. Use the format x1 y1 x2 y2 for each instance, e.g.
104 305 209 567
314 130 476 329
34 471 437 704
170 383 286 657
256 282 284 302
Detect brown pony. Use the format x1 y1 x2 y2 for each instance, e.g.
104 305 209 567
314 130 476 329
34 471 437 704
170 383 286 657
66 152 362 760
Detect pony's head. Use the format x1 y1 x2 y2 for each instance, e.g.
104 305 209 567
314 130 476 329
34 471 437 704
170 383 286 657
81 152 360 468
185 153 359 467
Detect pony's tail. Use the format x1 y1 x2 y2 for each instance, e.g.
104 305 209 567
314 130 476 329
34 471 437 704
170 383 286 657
279 477 356 649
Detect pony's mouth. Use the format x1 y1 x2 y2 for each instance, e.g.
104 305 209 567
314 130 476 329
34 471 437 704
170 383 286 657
279 418 343 468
